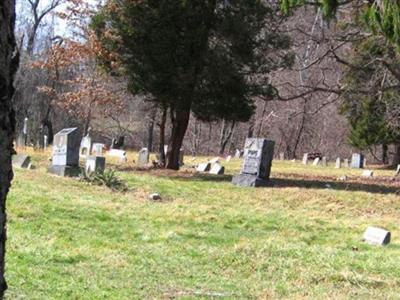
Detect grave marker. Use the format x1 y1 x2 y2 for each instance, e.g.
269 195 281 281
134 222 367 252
335 158 341 169
362 170 373 178
343 159 349 168
85 156 106 176
226 155 232 162
232 138 275 187
196 163 211 172
302 153 308 165
351 153 364 169
312 157 320 166
321 156 327 167
12 154 31 169
80 136 92 157
137 148 149 167
48 128 80 177
209 163 225 175
363 226 391 246
92 143 105 156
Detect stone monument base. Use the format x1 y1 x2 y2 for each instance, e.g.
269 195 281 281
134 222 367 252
48 165 80 177
232 174 273 187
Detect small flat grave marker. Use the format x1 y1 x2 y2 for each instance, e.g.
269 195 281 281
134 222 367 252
209 163 225 175
361 170 373 178
196 163 211 172
12 154 31 169
363 226 391 246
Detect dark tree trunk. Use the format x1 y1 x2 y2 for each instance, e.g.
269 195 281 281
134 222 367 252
393 144 400 166
219 120 235 155
247 115 255 138
0 0 17 297
166 109 191 170
158 107 167 167
382 144 389 165
147 108 157 152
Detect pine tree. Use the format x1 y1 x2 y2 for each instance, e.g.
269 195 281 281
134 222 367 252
92 0 293 169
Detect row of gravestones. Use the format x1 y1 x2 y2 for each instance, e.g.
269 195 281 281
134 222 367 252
196 157 225 175
302 153 366 169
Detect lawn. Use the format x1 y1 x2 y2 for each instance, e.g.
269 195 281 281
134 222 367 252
5 149 400 299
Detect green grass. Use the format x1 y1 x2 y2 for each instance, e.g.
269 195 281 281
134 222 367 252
5 149 400 299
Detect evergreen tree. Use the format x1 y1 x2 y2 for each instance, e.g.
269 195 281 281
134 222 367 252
92 0 293 169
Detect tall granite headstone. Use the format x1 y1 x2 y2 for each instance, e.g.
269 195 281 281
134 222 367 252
232 138 275 187
48 128 80 177
351 153 364 169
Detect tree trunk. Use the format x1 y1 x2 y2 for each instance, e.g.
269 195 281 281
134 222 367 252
0 0 17 297
158 107 167 167
166 109 191 170
382 144 389 165
219 120 235 155
393 143 400 166
147 108 157 152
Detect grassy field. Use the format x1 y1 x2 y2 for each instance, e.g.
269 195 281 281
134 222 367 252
5 149 400 299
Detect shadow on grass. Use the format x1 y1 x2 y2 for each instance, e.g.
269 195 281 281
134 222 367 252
153 172 399 195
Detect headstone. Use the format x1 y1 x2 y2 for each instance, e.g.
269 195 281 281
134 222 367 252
48 128 80 177
363 158 367 168
22 117 28 146
312 157 320 166
108 149 127 163
232 138 275 187
80 136 92 157
321 156 327 167
335 158 341 169
351 153 364 169
343 159 349 168
302 153 308 165
396 165 400 176
226 155 232 162
361 170 373 178
149 193 162 201
12 154 31 169
209 163 225 175
164 145 168 155
92 143 105 156
179 148 184 166
234 149 241 159
85 156 106 177
196 163 211 172
363 226 391 246
44 135 48 150
279 152 285 160
137 148 150 167
209 157 220 164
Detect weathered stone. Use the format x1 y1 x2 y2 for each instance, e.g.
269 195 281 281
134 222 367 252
321 157 327 167
312 157 320 166
234 149 241 159
226 155 232 162
85 156 106 176
302 153 308 165
12 154 31 169
209 163 225 175
232 138 275 187
335 158 341 169
108 149 127 163
196 163 211 172
137 148 149 167
48 128 80 177
396 165 400 176
92 143 105 156
149 193 162 201
351 153 364 169
361 170 373 178
363 226 391 246
79 136 92 157
343 159 349 168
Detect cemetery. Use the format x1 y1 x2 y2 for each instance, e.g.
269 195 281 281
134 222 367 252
1 0 400 299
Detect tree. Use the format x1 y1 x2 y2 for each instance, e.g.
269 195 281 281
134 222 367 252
340 37 400 165
0 0 18 297
93 0 293 169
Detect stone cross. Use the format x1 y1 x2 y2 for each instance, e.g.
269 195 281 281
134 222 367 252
232 138 275 187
